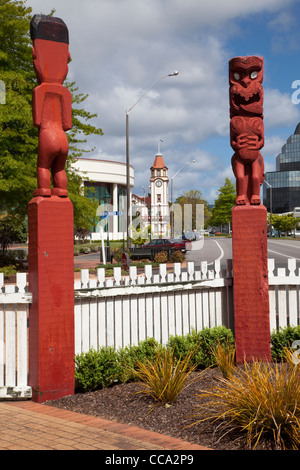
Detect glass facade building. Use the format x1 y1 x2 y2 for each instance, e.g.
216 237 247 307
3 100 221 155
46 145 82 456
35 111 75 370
263 123 300 213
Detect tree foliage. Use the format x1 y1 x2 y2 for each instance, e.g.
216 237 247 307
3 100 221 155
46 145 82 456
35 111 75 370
175 189 210 231
208 178 236 228
271 213 299 236
0 0 103 231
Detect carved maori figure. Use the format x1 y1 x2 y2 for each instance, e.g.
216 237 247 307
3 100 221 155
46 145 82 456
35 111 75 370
30 15 72 197
229 56 264 205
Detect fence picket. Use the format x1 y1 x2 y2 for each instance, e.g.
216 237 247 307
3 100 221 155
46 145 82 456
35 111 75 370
5 307 16 387
0 307 4 387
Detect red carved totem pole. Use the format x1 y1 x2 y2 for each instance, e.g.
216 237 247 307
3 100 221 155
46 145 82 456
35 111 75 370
28 15 75 402
229 56 271 362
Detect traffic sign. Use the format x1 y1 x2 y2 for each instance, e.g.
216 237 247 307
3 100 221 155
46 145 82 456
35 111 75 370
100 210 122 219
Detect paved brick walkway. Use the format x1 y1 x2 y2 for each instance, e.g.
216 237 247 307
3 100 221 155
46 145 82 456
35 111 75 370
0 401 211 450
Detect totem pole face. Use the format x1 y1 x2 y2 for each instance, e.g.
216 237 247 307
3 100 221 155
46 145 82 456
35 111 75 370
30 15 70 84
229 56 263 117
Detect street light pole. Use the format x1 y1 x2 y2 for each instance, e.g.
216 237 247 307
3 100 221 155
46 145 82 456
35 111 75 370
264 179 272 232
126 71 179 248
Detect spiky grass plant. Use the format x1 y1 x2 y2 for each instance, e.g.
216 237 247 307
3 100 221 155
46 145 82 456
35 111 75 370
211 339 236 379
283 346 300 369
191 360 300 450
133 347 199 407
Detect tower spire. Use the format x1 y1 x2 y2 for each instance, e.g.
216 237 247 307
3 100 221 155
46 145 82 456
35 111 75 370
157 139 163 155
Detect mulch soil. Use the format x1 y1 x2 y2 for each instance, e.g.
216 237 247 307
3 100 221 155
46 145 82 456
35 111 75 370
45 367 278 451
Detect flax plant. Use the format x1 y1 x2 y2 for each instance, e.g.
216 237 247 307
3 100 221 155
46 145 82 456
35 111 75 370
133 347 199 407
283 346 300 369
191 360 300 450
211 339 236 379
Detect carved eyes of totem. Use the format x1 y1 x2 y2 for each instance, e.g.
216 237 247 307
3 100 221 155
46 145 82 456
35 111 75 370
233 71 258 81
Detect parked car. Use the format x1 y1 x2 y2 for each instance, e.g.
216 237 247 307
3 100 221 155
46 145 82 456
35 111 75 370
130 238 192 260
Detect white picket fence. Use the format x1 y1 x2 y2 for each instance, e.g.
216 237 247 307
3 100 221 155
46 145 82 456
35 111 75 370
0 258 299 399
74 260 234 354
0 273 31 399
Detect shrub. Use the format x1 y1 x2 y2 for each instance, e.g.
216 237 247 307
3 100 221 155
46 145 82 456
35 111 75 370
154 251 168 263
133 346 199 406
192 360 300 450
118 338 164 382
0 264 17 278
271 326 300 361
74 347 121 391
168 326 235 369
169 250 185 263
90 244 99 252
74 245 80 256
79 245 90 254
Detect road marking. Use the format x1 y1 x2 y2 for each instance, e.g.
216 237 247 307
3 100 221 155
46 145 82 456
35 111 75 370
268 240 300 250
207 240 225 266
267 248 300 261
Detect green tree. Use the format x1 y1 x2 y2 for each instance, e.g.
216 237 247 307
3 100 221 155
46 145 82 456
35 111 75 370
0 0 103 232
175 189 210 231
271 213 300 236
0 213 27 252
208 178 236 230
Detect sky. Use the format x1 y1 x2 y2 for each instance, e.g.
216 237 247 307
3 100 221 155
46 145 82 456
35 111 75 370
26 0 300 204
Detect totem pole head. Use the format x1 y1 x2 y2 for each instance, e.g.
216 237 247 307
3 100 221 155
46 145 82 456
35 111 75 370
30 15 70 84
229 56 263 118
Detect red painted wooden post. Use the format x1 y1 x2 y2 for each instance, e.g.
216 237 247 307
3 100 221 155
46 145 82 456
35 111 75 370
229 56 271 362
28 197 74 402
232 205 271 362
28 15 75 402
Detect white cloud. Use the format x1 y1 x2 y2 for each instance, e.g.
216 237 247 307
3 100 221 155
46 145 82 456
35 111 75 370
26 0 299 204
263 135 285 156
264 89 300 128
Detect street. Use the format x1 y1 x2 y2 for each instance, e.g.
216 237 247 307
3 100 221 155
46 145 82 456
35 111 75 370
186 237 300 271
72 237 300 272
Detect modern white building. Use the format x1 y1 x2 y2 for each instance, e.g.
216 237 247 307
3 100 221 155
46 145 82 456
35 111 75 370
72 157 134 241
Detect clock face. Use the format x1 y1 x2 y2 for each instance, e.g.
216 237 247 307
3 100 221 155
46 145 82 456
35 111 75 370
155 179 162 187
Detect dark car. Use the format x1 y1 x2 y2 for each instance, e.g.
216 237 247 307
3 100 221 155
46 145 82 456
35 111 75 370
130 238 192 260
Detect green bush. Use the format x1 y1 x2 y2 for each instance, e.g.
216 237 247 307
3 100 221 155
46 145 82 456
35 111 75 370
118 338 164 382
271 326 300 361
74 347 121 391
74 328 235 391
0 264 17 278
168 326 235 369
79 245 91 254
74 245 80 256
90 244 99 252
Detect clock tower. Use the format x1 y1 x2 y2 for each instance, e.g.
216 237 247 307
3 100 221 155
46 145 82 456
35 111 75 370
150 152 169 237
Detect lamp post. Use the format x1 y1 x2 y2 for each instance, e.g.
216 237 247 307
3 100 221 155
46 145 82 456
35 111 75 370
171 160 195 237
104 191 111 249
126 71 179 248
264 180 272 230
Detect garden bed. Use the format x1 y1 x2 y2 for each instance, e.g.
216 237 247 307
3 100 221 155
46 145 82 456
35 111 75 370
45 366 278 451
